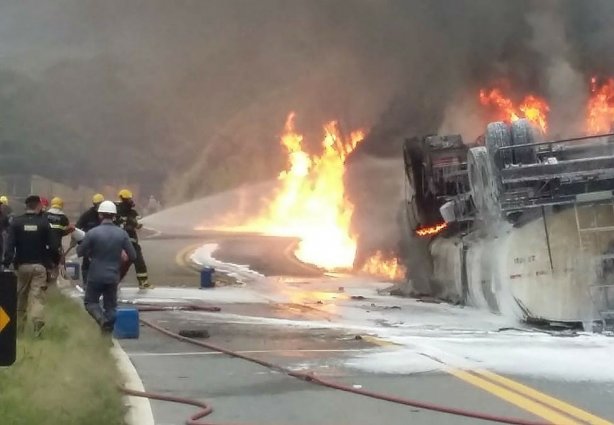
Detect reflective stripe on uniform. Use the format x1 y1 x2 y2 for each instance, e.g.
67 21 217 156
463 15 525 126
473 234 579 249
136 273 148 278
49 224 67 230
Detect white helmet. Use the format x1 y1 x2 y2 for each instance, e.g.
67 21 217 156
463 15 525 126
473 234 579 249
98 200 117 214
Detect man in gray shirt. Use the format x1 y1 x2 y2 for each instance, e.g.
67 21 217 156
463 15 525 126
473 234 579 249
77 200 137 333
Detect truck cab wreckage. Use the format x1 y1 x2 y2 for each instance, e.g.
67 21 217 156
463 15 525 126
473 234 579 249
403 119 614 328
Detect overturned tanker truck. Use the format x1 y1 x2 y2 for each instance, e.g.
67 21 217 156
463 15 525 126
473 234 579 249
403 119 614 327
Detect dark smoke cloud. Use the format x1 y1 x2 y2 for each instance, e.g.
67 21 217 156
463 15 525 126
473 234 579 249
0 1 613 214
345 0 614 262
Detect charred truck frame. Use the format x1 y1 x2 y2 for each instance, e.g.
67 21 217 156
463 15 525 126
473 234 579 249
403 119 614 327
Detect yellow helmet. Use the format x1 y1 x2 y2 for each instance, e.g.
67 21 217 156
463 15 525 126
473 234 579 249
0 196 7 204
51 196 64 209
118 189 133 200
92 193 105 204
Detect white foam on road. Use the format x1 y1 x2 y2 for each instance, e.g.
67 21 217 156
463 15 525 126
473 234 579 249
119 286 269 304
191 243 265 284
120 242 614 383
122 283 614 382
344 348 442 375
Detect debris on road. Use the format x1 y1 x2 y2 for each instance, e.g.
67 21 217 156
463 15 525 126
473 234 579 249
178 329 211 339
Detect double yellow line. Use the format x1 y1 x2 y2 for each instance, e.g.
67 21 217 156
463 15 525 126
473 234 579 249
448 367 612 425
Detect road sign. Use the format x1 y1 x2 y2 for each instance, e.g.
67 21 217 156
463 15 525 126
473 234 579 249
0 271 17 366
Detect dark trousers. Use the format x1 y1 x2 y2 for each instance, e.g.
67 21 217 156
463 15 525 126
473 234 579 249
84 281 118 331
81 256 90 285
133 242 148 283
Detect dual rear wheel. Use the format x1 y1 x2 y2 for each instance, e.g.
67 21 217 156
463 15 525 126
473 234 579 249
470 119 539 220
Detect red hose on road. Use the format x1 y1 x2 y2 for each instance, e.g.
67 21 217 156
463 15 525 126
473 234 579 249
128 314 549 425
121 386 214 425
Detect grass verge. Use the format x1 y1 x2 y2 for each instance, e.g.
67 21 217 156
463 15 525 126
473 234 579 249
0 289 125 425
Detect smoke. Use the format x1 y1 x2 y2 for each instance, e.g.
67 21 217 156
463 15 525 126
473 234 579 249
527 0 587 137
347 0 614 265
1 2 614 232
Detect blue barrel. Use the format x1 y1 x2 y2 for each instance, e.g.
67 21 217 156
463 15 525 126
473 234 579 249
65 262 80 280
113 308 140 339
200 267 215 288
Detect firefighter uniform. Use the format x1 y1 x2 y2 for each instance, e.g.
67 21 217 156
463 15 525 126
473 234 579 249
0 196 11 258
76 194 104 285
45 197 71 284
115 189 150 289
3 195 59 334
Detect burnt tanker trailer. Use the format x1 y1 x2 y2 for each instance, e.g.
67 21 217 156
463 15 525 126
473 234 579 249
403 119 614 327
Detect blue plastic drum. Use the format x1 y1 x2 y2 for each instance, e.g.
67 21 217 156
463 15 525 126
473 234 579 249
200 267 215 288
113 308 140 339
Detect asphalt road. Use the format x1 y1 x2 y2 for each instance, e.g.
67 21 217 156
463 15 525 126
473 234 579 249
117 234 614 425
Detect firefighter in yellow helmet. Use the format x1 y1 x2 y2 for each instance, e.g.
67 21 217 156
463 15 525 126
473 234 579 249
0 195 11 258
45 197 73 285
0 195 12 221
75 193 105 286
115 189 151 289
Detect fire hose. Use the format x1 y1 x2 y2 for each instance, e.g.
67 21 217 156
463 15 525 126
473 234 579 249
118 303 550 425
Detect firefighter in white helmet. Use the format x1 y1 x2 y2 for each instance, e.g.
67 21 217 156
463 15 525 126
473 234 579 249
78 200 136 333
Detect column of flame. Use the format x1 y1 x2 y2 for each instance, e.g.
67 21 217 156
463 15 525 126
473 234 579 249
257 113 364 270
587 78 614 135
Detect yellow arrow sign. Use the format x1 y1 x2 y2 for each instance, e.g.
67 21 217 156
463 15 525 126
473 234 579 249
0 307 10 333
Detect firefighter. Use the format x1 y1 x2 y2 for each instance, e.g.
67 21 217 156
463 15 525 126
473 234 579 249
0 196 11 257
115 189 151 289
76 193 104 286
0 195 13 219
46 197 71 238
45 197 73 284
3 195 59 335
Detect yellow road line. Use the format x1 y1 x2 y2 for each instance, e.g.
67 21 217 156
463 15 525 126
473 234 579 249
475 370 613 425
174 243 203 272
359 335 401 348
448 368 580 424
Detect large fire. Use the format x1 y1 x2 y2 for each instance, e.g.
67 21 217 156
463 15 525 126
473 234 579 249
205 112 404 279
361 251 406 281
243 112 364 270
587 77 614 135
479 88 550 133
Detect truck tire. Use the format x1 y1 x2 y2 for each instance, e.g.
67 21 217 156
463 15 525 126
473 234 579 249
468 147 498 219
511 119 538 165
485 122 512 169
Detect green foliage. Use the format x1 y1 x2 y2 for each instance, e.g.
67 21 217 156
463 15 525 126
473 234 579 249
0 290 125 425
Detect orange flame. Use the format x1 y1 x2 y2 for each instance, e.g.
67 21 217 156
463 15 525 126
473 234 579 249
361 251 406 281
415 222 448 237
479 88 550 133
587 77 614 135
227 112 365 270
